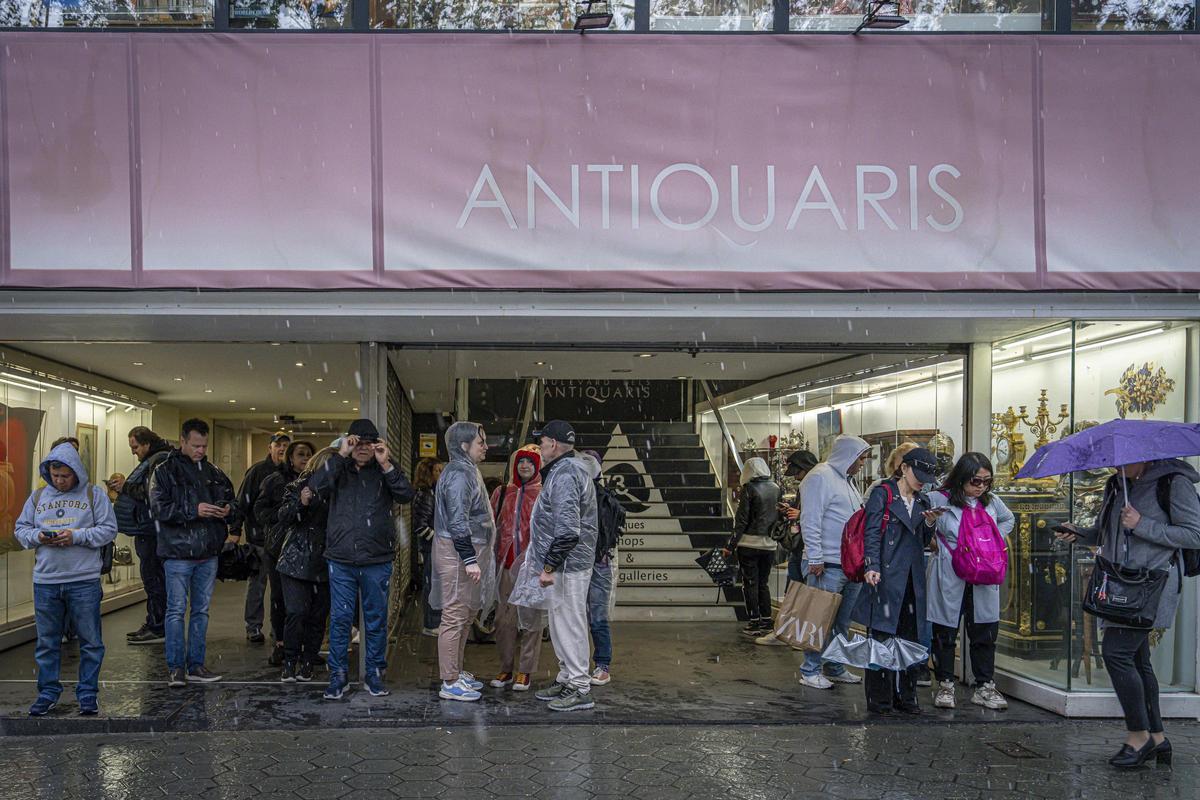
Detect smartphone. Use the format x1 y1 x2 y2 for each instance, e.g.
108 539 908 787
1052 524 1074 534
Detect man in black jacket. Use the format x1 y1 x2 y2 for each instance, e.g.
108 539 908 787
149 419 242 688
112 426 173 645
238 431 290 644
309 419 414 701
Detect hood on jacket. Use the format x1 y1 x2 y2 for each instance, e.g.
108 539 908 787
1138 458 1200 487
740 457 771 486
508 447 542 486
445 421 484 464
40 441 88 487
826 435 870 477
579 452 602 481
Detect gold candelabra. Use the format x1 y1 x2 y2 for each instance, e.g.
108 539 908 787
991 389 1069 485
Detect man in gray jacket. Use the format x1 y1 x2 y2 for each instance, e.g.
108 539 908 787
530 421 599 712
797 434 870 690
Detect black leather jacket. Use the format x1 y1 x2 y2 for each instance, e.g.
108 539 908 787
149 449 242 560
729 476 782 549
275 476 329 583
308 454 415 566
254 465 301 558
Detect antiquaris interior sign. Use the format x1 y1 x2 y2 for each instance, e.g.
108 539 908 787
3 33 1199 292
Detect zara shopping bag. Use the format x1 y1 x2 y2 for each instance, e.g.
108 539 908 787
773 580 843 653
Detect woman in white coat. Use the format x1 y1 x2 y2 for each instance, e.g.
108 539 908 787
927 452 1014 711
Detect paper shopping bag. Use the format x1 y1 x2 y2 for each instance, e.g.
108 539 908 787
773 581 843 653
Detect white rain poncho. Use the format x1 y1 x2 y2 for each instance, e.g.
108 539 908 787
509 452 598 612
429 422 497 613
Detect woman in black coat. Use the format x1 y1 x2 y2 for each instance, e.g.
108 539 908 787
411 458 444 636
853 447 940 714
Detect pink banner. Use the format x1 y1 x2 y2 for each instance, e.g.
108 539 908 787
1 32 1197 292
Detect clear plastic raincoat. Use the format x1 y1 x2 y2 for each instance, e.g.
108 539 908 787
429 422 498 613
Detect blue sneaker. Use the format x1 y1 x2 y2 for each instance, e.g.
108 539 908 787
28 696 57 717
364 669 390 698
439 678 481 702
78 696 99 716
323 671 349 701
458 671 484 691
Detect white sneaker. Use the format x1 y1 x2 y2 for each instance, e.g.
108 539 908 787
826 671 862 685
754 631 788 647
589 667 611 686
799 674 834 690
971 681 1008 710
934 680 956 709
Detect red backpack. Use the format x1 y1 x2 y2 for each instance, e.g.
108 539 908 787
840 483 893 583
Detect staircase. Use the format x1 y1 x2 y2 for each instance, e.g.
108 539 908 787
574 421 746 622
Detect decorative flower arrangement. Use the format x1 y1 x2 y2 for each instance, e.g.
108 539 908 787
1105 362 1175 420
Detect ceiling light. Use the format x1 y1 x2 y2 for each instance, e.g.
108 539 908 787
250 407 257 411
637 354 655 359
270 342 281 346
330 390 337 394
342 399 350 404
316 378 324 382
173 376 183 382
0 377 46 393
674 376 689 380
998 327 1070 351
228 399 237 404
132 362 144 366
534 361 546 366
353 407 359 411
204 388 213 393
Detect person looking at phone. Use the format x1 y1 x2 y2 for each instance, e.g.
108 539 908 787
113 426 173 646
149 418 242 689
925 452 1014 711
14 441 118 717
309 418 415 701
1054 458 1200 769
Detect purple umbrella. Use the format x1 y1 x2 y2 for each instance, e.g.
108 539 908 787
1017 419 1200 480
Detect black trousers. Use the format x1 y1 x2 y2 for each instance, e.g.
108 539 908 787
134 535 167 634
737 548 775 622
1102 626 1164 734
865 576 920 711
263 551 287 645
280 575 331 664
930 587 999 686
419 537 441 630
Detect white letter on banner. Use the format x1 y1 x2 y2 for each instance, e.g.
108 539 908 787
786 166 847 231
456 164 517 229
630 164 640 230
926 164 964 232
909 165 920 231
527 165 580 229
650 164 719 231
856 165 899 231
730 165 775 233
587 164 624 230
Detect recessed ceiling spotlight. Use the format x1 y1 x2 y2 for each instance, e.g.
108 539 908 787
270 342 281 346
228 399 237 404
342 400 350 404
330 390 337 394
250 407 257 411
173 376 183 382
295 362 305 367
534 361 546 366
204 388 213 393
315 378 324 382
352 407 359 411
674 375 689 380
637 353 655 358
132 361 144 366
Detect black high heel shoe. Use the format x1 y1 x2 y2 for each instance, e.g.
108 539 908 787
1154 738 1172 768
1109 739 1157 769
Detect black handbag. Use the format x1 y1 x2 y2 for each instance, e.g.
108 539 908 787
696 547 739 603
1082 554 1168 629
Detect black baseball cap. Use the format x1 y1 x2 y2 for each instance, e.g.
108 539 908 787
902 447 939 484
785 450 818 476
532 420 575 445
270 431 291 443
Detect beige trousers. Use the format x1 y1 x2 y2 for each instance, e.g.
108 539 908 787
494 556 544 675
434 537 476 683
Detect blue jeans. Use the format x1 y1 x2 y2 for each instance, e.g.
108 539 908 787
917 551 932 650
327 560 392 676
799 561 862 678
34 580 104 701
587 560 613 669
164 557 218 671
786 548 805 587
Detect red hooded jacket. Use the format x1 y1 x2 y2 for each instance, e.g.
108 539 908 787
491 448 542 570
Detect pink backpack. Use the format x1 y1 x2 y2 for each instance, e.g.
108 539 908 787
938 499 1008 586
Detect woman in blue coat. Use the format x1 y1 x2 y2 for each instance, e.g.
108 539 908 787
854 447 940 714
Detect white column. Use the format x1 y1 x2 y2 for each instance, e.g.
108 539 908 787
966 342 993 455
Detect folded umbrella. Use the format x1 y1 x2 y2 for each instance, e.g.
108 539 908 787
822 632 929 672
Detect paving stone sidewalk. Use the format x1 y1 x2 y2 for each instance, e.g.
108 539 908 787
1 721 1194 800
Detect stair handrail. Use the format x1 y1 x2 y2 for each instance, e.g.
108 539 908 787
501 377 541 495
699 379 744 519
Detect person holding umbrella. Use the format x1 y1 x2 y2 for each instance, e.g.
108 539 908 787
1026 419 1200 769
854 447 940 715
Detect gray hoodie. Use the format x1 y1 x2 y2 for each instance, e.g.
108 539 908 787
1076 458 1200 629
799 435 870 566
14 442 118 585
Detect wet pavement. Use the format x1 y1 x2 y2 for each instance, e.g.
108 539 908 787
0 582 1058 735
2 720 1195 799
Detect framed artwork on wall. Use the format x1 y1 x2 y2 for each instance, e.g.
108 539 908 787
75 423 98 482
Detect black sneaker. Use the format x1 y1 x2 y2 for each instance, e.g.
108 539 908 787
128 629 165 645
78 696 99 716
187 665 223 683
281 661 297 683
247 629 265 644
268 643 285 667
167 667 187 688
297 662 315 682
740 622 764 638
126 624 149 639
28 696 57 716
